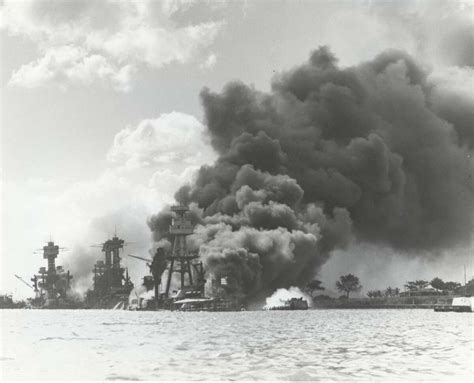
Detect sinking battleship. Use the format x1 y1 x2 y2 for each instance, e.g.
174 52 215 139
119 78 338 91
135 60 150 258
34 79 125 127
84 235 134 309
128 204 242 311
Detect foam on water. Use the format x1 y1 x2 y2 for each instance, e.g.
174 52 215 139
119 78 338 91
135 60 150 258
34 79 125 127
0 309 473 380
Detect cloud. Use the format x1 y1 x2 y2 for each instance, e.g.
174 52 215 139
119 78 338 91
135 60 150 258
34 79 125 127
149 167 202 205
367 0 474 69
161 0 199 18
107 111 216 170
200 53 217 70
1 0 223 91
9 45 134 91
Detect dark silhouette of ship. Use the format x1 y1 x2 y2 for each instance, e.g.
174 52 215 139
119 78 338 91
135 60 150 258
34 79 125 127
84 235 134 309
0 294 25 309
27 241 80 309
128 204 243 311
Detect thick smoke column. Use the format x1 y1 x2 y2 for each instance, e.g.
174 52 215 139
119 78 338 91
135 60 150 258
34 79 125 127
149 47 474 300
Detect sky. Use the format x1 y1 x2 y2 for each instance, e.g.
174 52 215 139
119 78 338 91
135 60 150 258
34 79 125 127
1 0 473 299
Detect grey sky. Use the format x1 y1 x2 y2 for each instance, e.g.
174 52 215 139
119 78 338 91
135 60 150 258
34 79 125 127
1 0 473 297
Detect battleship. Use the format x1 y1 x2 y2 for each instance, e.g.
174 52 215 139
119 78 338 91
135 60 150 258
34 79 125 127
12 205 243 311
84 235 134 309
128 204 243 311
24 241 80 309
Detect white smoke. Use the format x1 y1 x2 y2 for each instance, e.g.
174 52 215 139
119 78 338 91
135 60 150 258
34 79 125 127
263 286 312 309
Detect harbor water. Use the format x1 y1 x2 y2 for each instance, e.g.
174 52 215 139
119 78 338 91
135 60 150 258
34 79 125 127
1 309 473 381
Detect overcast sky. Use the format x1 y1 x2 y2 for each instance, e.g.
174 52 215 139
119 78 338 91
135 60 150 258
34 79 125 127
1 0 473 298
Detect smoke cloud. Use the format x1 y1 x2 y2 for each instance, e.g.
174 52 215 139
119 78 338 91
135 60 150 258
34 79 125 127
149 47 474 301
264 287 312 309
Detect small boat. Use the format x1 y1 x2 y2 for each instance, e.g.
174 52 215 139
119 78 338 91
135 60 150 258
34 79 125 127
434 297 473 312
266 297 309 311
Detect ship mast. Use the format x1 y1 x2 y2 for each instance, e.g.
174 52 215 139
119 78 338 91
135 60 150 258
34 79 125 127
164 205 198 297
33 241 71 299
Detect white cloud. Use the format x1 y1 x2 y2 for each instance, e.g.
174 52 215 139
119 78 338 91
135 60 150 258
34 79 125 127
200 53 217 70
9 45 134 91
107 111 216 170
161 0 197 18
428 66 474 100
366 1 474 69
1 0 223 91
85 21 222 69
148 166 201 204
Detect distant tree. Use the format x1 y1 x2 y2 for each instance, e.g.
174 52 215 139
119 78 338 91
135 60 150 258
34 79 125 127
405 280 429 291
443 281 461 294
336 274 362 298
383 286 401 297
367 290 383 298
404 281 417 291
414 280 429 289
384 286 394 297
306 279 325 297
430 277 445 292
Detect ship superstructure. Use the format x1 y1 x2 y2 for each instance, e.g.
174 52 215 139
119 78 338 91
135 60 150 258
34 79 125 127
85 235 134 309
31 241 74 308
128 205 206 310
128 204 240 311
165 205 203 298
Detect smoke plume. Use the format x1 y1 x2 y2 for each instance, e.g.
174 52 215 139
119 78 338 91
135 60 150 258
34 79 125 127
149 47 474 301
264 287 312 310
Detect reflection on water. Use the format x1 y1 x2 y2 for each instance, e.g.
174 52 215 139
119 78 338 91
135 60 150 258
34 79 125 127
1 309 472 380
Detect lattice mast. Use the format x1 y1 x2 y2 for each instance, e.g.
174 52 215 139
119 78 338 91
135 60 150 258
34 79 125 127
165 205 198 297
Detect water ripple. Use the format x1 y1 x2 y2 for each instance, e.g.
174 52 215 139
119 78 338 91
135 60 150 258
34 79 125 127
1 309 473 380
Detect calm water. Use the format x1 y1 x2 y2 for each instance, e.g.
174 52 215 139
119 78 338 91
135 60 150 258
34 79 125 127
1 309 473 381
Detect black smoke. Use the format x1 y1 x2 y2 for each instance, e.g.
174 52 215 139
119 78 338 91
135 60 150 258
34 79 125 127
148 47 474 300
